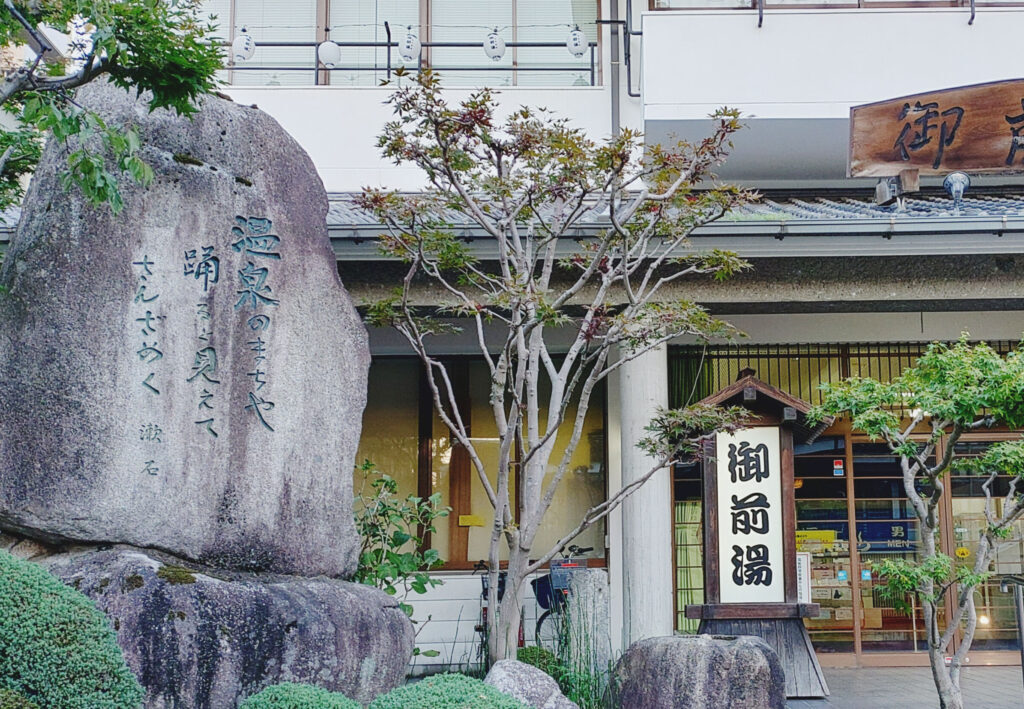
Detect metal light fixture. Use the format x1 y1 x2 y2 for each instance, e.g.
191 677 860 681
483 28 505 62
943 171 971 216
399 26 421 65
318 27 341 69
231 27 255 62
566 25 587 58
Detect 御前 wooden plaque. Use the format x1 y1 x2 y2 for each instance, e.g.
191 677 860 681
850 78 1024 177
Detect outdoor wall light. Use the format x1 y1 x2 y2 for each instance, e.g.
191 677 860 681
566 25 587 58
483 29 505 62
318 28 341 69
400 27 421 65
232 27 255 62
943 171 971 202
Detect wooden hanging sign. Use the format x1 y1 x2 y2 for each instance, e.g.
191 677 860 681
849 78 1024 177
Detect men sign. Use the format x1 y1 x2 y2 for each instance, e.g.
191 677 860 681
717 426 786 603
850 78 1024 177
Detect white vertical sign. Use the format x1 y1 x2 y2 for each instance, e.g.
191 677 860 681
796 552 812 604
717 426 786 604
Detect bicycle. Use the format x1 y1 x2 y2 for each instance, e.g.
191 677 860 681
530 544 594 651
472 560 523 669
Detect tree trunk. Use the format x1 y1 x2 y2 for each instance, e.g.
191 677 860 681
920 520 964 709
927 627 963 709
490 550 529 663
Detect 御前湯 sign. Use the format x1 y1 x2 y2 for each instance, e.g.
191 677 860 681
849 78 1024 177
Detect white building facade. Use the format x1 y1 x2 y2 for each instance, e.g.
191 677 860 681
5 0 1023 672
204 0 1024 671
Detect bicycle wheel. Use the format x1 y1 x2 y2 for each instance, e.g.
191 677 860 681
535 610 559 652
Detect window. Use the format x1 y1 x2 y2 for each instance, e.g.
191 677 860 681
950 439 1024 652
358 357 607 568
329 0 419 87
198 0 599 87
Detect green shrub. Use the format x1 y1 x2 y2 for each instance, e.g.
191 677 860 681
0 688 39 709
516 646 564 682
369 673 526 709
240 683 360 709
0 550 143 709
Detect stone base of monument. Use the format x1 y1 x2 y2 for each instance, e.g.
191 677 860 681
608 635 787 709
2 537 412 708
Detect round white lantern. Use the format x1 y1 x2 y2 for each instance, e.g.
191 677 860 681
232 28 255 62
318 40 341 69
483 29 505 62
400 27 421 65
566 25 587 58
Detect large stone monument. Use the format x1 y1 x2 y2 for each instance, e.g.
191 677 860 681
0 84 364 578
0 83 412 707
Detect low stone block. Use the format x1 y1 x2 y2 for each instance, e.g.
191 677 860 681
43 547 413 708
484 660 578 709
610 635 786 709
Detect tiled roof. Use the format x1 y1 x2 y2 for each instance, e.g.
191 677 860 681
324 191 1024 228
724 194 1024 221
4 192 1024 236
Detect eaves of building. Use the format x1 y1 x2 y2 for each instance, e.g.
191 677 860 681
5 191 1024 314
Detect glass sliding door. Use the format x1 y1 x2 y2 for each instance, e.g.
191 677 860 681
795 435 855 653
950 439 1024 652
853 442 941 653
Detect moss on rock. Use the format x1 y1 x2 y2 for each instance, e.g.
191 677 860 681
156 564 197 585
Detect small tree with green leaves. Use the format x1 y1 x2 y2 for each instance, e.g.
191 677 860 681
0 0 223 213
357 70 754 662
809 335 1024 709
354 460 450 623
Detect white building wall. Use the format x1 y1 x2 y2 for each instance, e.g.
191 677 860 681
643 8 1024 122
222 1 644 193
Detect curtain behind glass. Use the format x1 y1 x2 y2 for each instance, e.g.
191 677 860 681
430 0 514 86
233 0 318 86
515 0 596 87
329 0 420 86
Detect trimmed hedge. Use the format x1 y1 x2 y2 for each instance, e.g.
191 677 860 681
240 683 361 709
369 673 527 709
0 688 38 709
0 550 143 709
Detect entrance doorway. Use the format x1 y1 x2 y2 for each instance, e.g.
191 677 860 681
670 342 1024 666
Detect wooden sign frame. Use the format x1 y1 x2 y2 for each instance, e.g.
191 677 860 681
684 376 828 698
849 78 1024 177
696 427 803 618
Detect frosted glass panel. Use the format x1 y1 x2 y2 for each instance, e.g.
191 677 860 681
516 0 597 87
329 0 420 86
233 0 318 86
431 0 514 86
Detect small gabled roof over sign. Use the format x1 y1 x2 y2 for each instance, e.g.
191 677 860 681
699 374 834 444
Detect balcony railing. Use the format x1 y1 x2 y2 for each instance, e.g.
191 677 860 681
225 36 599 88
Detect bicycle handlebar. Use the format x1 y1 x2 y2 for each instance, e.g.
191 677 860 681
566 544 594 556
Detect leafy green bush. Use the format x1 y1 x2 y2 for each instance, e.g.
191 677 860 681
0 550 143 709
354 460 450 619
368 673 526 709
240 683 360 709
516 646 564 682
0 688 38 709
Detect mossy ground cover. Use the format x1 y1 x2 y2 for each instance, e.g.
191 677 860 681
369 673 527 709
0 550 143 709
240 683 361 709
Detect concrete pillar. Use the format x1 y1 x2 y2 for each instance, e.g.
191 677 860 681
618 345 675 648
